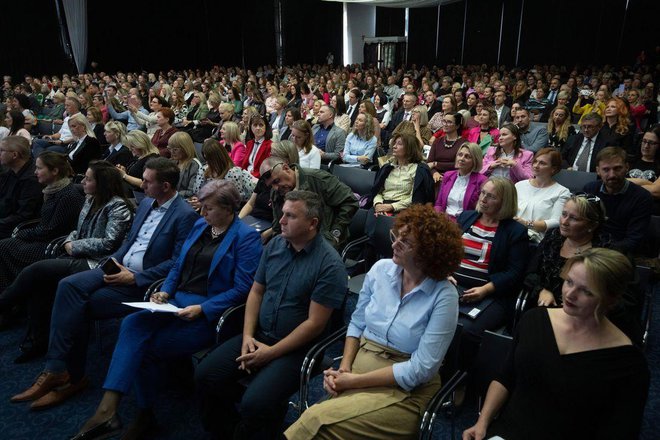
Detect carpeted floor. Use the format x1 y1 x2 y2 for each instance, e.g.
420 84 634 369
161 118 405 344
0 285 658 439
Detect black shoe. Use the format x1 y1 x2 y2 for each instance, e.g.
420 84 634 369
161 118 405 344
69 414 122 440
14 343 47 363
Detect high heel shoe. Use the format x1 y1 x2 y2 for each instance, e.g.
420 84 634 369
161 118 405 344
69 414 122 440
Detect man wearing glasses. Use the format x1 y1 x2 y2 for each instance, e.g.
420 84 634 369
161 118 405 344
259 157 358 248
561 113 612 172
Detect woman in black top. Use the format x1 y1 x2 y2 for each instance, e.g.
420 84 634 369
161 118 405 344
117 130 160 194
464 248 648 440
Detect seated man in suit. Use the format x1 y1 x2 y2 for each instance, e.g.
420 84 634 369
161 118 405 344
514 108 548 153
384 92 418 148
561 113 611 172
11 157 199 409
0 136 42 238
494 90 511 128
195 190 347 439
584 147 652 255
260 157 358 248
312 105 346 164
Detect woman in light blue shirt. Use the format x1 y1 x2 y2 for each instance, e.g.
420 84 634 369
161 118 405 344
340 113 377 167
285 205 462 440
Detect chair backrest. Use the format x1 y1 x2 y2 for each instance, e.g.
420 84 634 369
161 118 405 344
332 166 376 196
554 169 597 193
37 120 54 135
373 214 395 259
648 216 660 258
472 331 513 409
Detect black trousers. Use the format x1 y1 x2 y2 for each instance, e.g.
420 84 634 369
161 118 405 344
194 333 308 440
0 257 90 345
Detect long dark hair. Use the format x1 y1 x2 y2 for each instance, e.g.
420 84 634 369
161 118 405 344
494 123 522 158
87 160 133 213
8 110 25 135
202 138 233 179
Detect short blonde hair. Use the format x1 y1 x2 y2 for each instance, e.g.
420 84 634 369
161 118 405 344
104 120 127 144
271 140 299 165
222 121 240 144
458 142 483 173
413 105 429 126
477 177 517 220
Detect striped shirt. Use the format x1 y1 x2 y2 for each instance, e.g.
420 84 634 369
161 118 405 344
455 219 497 288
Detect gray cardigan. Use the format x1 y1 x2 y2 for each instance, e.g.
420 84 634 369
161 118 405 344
65 196 134 268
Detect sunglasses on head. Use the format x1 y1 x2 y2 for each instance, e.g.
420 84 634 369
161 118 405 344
260 162 284 182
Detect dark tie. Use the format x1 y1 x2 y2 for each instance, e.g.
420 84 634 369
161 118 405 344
575 137 592 171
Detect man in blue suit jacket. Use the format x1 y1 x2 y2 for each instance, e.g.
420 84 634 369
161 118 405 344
12 157 199 409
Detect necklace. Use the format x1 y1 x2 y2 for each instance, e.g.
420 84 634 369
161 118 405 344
566 238 592 255
444 137 458 148
211 226 226 239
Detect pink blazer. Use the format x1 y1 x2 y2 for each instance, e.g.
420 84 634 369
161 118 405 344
228 142 247 166
480 146 534 183
434 170 487 216
467 127 500 144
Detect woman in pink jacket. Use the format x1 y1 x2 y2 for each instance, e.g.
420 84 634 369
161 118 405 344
480 123 533 184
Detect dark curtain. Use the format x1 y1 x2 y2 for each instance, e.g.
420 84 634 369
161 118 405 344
375 7 405 37
408 6 437 66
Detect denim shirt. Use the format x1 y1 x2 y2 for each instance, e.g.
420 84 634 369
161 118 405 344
347 259 458 391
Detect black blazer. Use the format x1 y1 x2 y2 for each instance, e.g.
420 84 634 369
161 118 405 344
561 130 612 172
67 136 102 175
497 105 512 128
427 101 442 119
386 108 406 132
102 145 133 168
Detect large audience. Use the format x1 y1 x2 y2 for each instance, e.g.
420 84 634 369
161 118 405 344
0 58 658 439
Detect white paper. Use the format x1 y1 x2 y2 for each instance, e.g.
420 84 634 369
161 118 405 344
122 301 182 313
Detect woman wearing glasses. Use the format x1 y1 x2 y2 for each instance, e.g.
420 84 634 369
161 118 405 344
463 248 648 440
628 124 660 185
167 132 202 198
453 177 529 366
533 194 608 308
285 205 463 440
427 112 468 184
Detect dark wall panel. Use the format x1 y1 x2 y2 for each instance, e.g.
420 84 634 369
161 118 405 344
408 6 438 66
375 7 405 37
437 2 464 65
281 0 343 65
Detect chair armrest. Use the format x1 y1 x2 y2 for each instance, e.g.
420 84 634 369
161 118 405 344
418 370 468 439
45 235 68 259
298 324 348 415
340 235 370 262
11 218 41 238
143 278 166 301
215 303 246 344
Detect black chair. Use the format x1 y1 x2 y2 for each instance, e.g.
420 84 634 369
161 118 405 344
635 265 654 349
346 214 395 295
339 208 369 275
331 166 376 197
44 235 68 259
11 218 41 238
421 331 513 439
37 120 55 136
554 169 597 193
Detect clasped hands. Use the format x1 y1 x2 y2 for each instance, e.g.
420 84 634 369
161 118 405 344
489 158 516 169
322 367 355 397
237 337 275 374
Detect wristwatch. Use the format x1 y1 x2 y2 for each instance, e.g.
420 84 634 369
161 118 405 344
526 220 534 229
331 229 341 243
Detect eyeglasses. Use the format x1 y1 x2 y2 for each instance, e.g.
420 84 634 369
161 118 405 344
260 162 284 182
573 192 601 203
479 190 499 201
641 139 659 147
389 229 412 250
167 146 181 152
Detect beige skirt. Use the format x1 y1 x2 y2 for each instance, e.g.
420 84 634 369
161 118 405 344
285 337 441 440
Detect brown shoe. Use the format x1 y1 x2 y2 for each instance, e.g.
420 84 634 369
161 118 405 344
30 376 89 410
11 371 70 403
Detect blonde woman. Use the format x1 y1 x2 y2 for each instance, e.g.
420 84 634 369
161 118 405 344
101 120 131 167
220 121 247 166
117 130 160 191
546 105 575 150
167 131 202 198
341 112 376 166
66 113 101 174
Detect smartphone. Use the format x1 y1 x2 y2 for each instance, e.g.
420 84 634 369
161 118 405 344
101 257 121 275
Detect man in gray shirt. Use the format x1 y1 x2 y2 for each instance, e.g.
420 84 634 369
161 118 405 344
195 190 347 439
515 108 548 153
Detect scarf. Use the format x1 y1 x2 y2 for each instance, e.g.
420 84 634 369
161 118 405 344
43 177 71 200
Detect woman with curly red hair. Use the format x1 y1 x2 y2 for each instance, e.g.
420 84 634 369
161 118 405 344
601 97 635 159
285 205 463 440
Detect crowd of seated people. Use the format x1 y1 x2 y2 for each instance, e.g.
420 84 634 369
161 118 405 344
0 59 657 438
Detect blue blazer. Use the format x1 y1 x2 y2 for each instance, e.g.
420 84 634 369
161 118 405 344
111 195 199 288
162 216 263 322
457 210 529 298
